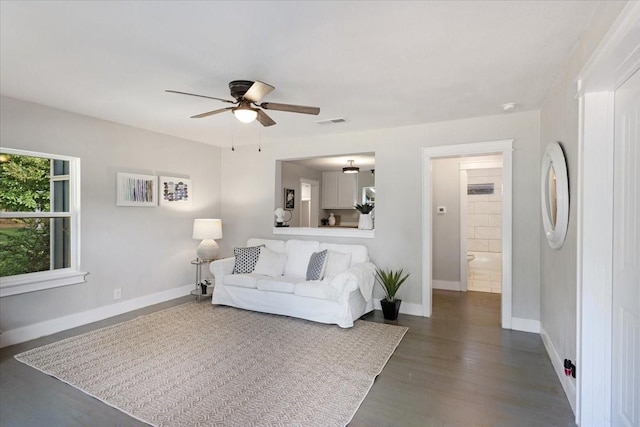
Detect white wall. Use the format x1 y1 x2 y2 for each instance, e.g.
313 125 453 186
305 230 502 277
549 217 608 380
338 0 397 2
219 110 541 320
432 157 461 283
0 96 222 332
280 161 323 227
538 0 627 408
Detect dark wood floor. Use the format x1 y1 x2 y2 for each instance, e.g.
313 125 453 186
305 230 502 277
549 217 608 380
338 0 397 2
0 290 575 427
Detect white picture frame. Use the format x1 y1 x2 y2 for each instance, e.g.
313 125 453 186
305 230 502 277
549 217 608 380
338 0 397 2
159 176 191 206
116 172 157 207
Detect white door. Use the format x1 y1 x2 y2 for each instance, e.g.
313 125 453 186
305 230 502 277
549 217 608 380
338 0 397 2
612 68 640 427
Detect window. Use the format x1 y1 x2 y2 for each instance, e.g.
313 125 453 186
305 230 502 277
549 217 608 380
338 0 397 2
0 148 86 296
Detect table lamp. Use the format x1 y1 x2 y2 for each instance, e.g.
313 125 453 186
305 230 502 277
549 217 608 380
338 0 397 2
192 219 223 261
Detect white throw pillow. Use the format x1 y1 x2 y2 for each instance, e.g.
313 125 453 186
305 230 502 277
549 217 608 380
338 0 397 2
284 240 320 277
324 251 353 279
252 246 287 277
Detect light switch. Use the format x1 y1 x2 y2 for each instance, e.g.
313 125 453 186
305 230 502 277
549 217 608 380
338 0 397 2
437 206 447 214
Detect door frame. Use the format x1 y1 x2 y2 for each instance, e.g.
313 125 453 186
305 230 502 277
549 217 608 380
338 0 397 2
576 3 640 425
421 139 513 327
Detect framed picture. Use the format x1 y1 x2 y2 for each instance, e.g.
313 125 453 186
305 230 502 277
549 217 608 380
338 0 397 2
159 176 191 206
116 172 157 207
284 188 295 210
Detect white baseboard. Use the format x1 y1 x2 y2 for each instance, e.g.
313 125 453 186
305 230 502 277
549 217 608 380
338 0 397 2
511 317 540 333
432 280 462 291
373 298 424 317
540 325 576 415
0 284 193 348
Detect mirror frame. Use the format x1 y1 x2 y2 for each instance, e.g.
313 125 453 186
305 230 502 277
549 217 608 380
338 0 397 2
540 142 569 249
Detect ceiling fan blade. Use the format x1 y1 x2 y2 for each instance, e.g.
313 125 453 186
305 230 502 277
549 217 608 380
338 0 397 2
260 102 320 115
166 90 236 104
256 109 276 127
242 81 275 103
191 107 234 119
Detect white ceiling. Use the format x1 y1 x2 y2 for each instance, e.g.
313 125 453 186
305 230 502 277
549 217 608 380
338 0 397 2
0 1 604 147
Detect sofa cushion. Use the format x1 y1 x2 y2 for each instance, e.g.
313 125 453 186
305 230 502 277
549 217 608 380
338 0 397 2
247 238 286 254
324 250 353 279
232 245 264 274
306 250 328 281
253 246 287 277
294 281 337 301
284 240 320 278
256 276 300 293
224 273 261 289
318 243 368 267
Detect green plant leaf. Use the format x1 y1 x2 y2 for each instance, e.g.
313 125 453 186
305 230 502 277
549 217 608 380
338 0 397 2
354 203 374 214
375 267 410 301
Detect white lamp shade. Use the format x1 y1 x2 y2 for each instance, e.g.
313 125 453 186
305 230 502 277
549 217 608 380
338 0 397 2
192 219 223 240
193 219 222 261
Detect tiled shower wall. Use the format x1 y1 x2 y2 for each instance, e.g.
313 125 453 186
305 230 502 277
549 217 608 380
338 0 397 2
467 168 502 252
467 167 502 293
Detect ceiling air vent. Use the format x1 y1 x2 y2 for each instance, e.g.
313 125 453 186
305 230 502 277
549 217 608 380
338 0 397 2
316 117 347 125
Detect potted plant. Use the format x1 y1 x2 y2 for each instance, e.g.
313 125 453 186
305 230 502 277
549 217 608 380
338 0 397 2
375 268 410 320
354 203 374 230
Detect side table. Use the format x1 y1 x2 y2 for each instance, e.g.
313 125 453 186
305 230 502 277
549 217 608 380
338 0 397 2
190 259 214 300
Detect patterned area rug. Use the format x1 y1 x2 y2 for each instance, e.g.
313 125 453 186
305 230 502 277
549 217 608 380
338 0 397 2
15 303 407 427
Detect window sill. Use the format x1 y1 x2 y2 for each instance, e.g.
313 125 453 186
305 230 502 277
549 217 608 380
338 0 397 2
272 227 375 239
0 269 88 297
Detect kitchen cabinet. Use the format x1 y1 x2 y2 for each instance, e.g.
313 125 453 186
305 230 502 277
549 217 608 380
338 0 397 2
322 171 357 209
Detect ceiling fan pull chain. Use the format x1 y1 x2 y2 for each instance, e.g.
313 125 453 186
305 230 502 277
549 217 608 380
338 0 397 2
231 117 235 152
258 127 262 152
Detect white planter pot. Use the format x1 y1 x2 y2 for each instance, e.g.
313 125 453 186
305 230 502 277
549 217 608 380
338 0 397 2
358 213 374 230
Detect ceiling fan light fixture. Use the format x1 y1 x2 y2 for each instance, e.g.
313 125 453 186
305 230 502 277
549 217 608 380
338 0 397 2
342 160 359 174
232 107 258 123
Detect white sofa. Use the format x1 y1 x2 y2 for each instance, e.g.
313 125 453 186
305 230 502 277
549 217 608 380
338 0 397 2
210 238 376 328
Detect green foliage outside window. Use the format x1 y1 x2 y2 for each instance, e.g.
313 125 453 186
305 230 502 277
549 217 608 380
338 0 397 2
0 154 51 276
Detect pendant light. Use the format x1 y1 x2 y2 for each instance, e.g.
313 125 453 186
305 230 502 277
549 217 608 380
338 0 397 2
342 160 359 174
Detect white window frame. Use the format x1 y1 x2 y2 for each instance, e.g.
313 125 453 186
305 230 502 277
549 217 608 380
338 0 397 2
0 148 86 297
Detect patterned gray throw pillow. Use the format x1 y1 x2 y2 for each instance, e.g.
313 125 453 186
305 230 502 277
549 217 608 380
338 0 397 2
306 250 328 281
233 245 265 274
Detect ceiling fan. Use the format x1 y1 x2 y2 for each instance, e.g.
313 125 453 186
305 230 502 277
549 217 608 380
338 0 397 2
166 80 320 127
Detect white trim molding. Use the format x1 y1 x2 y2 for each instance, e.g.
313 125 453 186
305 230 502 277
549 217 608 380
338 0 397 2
273 227 374 239
575 2 640 425
0 148 84 297
541 326 576 415
0 284 192 348
373 298 423 317
0 269 88 297
422 139 513 327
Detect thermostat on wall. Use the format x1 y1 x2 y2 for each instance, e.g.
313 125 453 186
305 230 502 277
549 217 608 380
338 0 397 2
437 206 447 214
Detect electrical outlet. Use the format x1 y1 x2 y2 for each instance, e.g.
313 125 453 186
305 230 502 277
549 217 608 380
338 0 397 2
113 288 122 300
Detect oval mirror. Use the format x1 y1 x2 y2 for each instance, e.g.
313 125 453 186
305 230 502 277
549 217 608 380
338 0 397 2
547 164 557 228
540 142 569 249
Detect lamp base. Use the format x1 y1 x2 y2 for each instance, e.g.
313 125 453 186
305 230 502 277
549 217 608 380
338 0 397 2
197 239 219 261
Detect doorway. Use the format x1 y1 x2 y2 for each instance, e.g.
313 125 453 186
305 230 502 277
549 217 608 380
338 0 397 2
422 140 513 328
299 178 319 228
